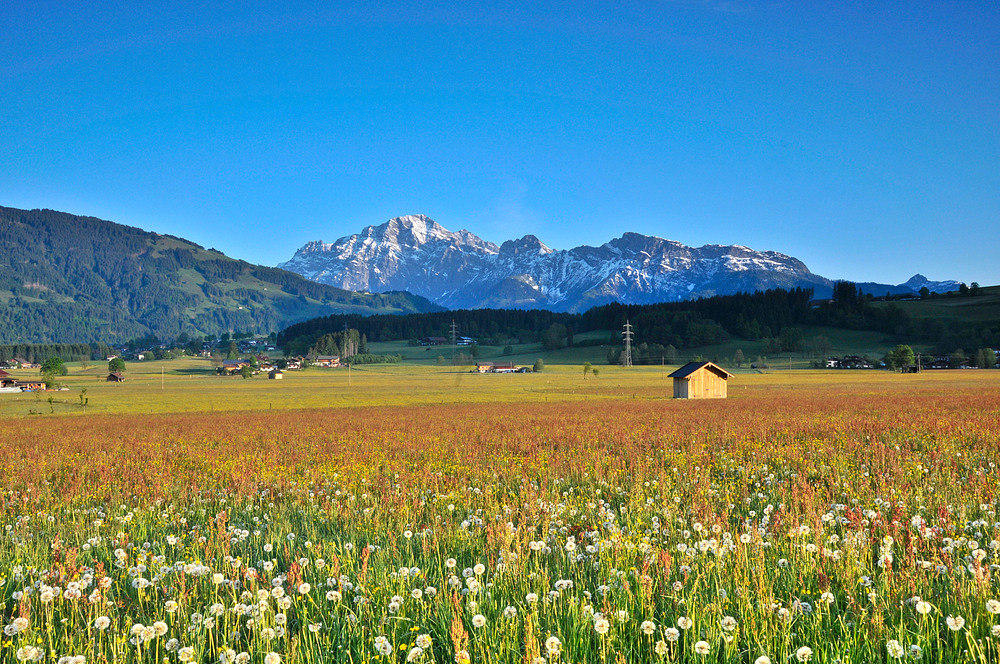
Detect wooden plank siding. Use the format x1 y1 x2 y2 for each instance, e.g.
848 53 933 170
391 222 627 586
668 361 733 399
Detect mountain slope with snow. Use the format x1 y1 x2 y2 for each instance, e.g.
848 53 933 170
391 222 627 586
278 215 951 311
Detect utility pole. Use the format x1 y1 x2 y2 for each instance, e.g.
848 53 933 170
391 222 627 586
621 321 633 367
450 319 458 366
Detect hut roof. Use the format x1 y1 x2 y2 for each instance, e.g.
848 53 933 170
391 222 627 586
667 361 733 379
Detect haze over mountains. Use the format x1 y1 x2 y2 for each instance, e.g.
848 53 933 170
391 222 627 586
279 215 960 312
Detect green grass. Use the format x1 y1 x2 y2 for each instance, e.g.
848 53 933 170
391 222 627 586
878 291 1000 323
364 339 614 367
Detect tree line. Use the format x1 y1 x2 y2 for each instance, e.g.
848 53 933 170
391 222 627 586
0 343 97 364
278 282 999 364
277 288 817 354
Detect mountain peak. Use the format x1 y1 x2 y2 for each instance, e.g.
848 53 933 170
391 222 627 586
376 214 450 246
499 235 553 257
899 273 961 292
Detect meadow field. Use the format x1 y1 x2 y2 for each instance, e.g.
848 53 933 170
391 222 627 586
1 365 999 663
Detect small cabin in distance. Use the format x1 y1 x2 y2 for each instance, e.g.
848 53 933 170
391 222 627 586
668 361 733 399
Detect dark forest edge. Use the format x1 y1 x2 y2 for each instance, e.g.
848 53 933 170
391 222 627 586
278 282 1000 364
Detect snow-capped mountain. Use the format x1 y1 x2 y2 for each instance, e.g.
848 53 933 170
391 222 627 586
278 215 947 311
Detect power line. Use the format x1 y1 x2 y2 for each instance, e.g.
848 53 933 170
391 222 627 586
621 320 633 367
450 319 458 365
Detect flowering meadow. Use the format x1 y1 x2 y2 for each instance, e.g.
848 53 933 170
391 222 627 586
2 371 1000 663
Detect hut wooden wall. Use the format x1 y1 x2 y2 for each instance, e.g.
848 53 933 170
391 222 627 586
673 367 728 399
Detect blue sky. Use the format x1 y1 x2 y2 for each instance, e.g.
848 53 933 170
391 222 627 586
2 1 998 285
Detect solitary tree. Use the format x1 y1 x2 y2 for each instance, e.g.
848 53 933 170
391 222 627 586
40 356 67 388
885 344 915 371
109 357 126 373
734 349 745 368
533 358 544 372
40 356 67 376
583 362 592 379
976 348 996 368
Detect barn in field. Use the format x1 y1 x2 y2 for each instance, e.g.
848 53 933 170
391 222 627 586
668 361 733 399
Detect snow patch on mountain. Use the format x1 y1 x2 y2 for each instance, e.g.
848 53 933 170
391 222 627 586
278 216 954 311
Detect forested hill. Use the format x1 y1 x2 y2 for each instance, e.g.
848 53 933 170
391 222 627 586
0 206 440 343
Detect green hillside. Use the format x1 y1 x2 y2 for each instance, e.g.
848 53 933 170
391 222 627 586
0 206 440 343
876 286 1000 324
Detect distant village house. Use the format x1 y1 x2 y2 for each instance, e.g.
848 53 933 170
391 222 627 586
476 361 520 373
221 359 250 374
0 370 18 391
825 356 875 369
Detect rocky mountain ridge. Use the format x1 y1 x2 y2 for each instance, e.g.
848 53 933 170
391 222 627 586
279 215 960 311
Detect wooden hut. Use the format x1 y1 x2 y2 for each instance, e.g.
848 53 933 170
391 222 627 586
106 372 126 382
668 361 733 399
